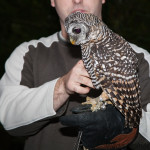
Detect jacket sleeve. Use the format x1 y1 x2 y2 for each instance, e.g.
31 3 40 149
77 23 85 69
129 43 150 146
0 42 58 136
137 53 150 143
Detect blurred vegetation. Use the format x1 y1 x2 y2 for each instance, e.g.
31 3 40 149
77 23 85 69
103 0 150 51
0 0 150 77
0 0 150 149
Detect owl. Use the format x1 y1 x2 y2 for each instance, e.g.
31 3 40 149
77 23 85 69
64 12 142 128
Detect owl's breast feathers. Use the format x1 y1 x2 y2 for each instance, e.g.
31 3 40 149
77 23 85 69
82 31 142 128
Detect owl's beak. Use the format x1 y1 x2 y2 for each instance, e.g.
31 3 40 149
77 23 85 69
70 38 76 45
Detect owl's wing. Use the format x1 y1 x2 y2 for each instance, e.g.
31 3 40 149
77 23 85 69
90 40 142 128
101 74 141 128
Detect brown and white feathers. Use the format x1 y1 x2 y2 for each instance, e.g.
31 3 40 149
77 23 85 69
65 12 142 128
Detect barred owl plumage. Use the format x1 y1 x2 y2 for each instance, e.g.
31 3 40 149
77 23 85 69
65 12 142 128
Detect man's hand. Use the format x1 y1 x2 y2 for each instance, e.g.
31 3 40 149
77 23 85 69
60 104 138 149
53 60 94 111
63 60 94 95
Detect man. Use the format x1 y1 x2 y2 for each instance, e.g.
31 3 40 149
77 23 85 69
0 0 150 149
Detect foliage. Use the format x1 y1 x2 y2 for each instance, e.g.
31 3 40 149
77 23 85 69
0 0 150 77
103 0 150 51
0 0 59 77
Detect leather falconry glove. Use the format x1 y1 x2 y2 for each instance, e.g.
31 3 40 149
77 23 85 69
60 104 138 150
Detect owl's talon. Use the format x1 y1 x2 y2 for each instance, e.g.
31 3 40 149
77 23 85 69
99 96 103 102
82 95 110 112
101 104 106 110
104 101 108 105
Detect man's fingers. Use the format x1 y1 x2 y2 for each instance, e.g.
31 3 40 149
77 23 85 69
63 59 94 95
77 60 90 77
78 76 94 89
73 85 91 95
76 60 94 89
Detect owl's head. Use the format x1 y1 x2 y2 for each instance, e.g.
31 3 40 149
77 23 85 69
65 12 103 45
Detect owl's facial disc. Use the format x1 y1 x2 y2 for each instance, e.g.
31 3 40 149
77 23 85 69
67 23 89 45
70 27 81 45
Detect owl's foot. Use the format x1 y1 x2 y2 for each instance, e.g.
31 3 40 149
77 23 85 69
82 96 100 111
82 92 112 112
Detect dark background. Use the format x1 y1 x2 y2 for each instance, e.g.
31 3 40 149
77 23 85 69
0 0 150 149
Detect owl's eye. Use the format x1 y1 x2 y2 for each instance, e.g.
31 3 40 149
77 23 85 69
72 27 81 34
